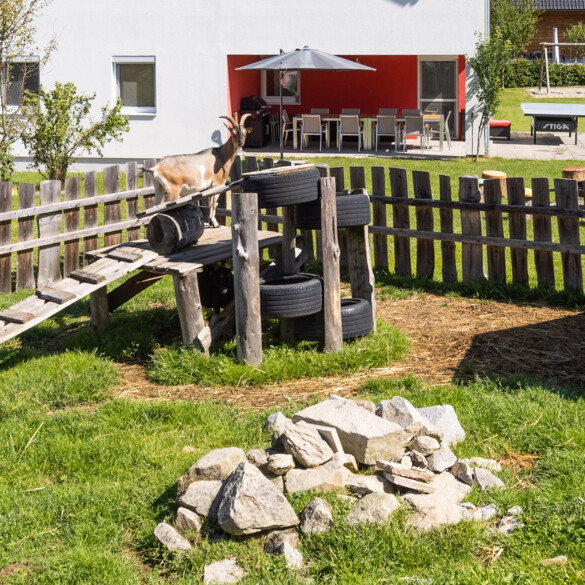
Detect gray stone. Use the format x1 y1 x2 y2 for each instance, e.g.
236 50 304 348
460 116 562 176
187 447 247 483
458 502 476 521
417 405 465 446
300 497 334 534
507 506 523 517
346 492 400 525
497 515 524 534
384 473 435 494
377 460 435 482
276 541 304 569
293 399 411 465
203 557 246 584
472 503 497 521
450 460 474 486
154 522 191 552
409 450 428 469
308 423 345 454
270 475 285 493
376 396 426 431
541 556 568 566
409 435 441 456
407 504 464 531
285 454 346 494
246 448 269 472
345 473 391 496
426 447 457 473
343 453 359 472
175 507 202 532
283 421 334 468
474 467 505 491
329 394 376 414
266 411 289 431
264 529 301 554
266 453 295 476
217 462 299 535
400 455 413 468
269 412 290 449
461 457 501 472
177 480 224 518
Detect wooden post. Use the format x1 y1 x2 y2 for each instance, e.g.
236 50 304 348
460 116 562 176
439 174 457 282
390 167 411 276
142 159 157 237
555 178 583 292
37 180 62 287
372 166 388 270
532 177 555 288
173 272 208 353
0 182 12 294
232 191 262 365
330 167 347 267
314 164 329 263
412 170 435 279
89 286 110 333
483 178 506 282
320 177 342 352
104 165 122 247
64 177 80 277
16 183 35 291
83 171 98 265
126 161 140 241
280 205 297 342
459 175 485 281
507 177 528 284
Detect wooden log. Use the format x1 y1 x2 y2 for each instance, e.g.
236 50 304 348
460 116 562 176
232 191 262 365
482 170 507 197
37 180 62 287
16 183 35 291
245 155 259 173
483 178 506 282
280 205 297 342
104 165 122 247
64 177 80 277
532 177 555 288
126 161 140 241
320 177 342 352
412 170 434 279
0 182 11 294
83 171 98 265
390 167 411 276
372 166 388 270
173 272 208 352
89 285 110 332
147 205 205 254
439 174 457 282
195 300 236 352
507 177 529 284
555 178 583 292
459 175 485 281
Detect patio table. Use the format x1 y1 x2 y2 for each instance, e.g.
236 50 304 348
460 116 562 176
293 114 376 150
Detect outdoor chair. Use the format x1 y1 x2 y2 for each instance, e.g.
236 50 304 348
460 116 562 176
269 113 280 142
281 110 297 145
342 108 360 114
300 114 326 151
426 110 452 149
375 115 398 152
338 115 362 152
311 108 329 114
423 106 439 115
401 115 428 151
379 108 397 115
402 108 421 116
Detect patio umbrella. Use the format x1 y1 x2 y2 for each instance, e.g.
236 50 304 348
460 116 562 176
236 46 376 160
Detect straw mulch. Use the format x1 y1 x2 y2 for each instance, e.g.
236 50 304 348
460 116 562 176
114 293 585 410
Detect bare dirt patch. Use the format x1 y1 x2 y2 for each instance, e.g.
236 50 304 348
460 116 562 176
526 86 585 98
113 294 585 409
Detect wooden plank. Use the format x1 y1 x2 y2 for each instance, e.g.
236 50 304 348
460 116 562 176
532 177 555 288
439 174 457 282
173 272 207 352
330 167 347 268
0 182 12 294
104 165 122 247
69 269 107 285
0 309 35 324
372 166 388 270
107 271 165 312
107 248 144 262
459 175 485 281
126 161 140 241
483 178 506 283
232 191 262 365
64 176 80 277
320 177 342 352
330 167 345 192
390 167 411 276
37 287 77 304
142 158 157 223
83 171 98 265
507 177 529 284
37 180 62 287
555 178 583 292
412 170 434 279
349 166 366 190
16 183 35 290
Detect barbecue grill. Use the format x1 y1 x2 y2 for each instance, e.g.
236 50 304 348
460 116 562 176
240 95 271 147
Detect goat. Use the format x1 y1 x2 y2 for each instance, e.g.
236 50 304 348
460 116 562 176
144 114 251 227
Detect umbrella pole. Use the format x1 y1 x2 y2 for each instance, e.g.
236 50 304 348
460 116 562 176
279 70 285 161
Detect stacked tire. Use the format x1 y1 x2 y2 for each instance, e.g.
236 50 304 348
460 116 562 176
295 190 371 230
260 273 322 319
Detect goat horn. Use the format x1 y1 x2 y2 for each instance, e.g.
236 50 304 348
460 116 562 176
239 113 252 126
219 115 238 127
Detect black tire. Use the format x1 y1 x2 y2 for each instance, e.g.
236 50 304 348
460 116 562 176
294 298 373 341
295 193 371 230
242 168 320 208
260 273 323 318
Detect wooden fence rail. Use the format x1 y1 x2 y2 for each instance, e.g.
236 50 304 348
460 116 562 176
1 156 585 298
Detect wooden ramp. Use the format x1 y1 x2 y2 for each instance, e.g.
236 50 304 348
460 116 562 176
0 246 159 345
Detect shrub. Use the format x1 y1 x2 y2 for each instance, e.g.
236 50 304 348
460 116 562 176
505 59 585 87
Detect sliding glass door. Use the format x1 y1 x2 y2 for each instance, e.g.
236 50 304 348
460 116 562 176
418 58 457 137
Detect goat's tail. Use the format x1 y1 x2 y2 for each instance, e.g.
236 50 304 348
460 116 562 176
142 167 155 174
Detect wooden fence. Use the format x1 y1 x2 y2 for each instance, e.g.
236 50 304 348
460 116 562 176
1 156 585 296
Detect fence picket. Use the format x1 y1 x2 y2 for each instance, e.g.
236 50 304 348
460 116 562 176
126 162 140 241
16 183 35 290
372 166 388 270
349 166 366 190
37 180 62 287
507 177 529 283
412 170 434 278
459 175 485 281
83 171 98 265
439 174 456 282
484 178 506 282
0 183 11 293
532 177 555 288
390 167 411 276
64 177 80 277
104 165 122 247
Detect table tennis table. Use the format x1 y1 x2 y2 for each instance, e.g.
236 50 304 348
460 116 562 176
521 102 585 145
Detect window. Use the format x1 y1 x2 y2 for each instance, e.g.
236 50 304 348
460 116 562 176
2 59 40 106
262 69 300 105
113 56 156 114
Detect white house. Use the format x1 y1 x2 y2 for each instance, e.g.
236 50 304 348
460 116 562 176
13 0 489 169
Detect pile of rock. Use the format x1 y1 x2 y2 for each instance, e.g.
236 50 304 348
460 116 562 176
154 395 522 584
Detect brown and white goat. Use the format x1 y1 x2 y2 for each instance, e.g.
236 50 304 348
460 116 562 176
145 114 251 227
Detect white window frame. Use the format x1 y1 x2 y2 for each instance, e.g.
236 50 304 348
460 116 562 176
261 69 301 106
417 55 458 136
2 56 40 108
112 56 156 115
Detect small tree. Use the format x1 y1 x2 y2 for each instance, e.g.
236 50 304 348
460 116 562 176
21 82 130 183
564 22 585 58
467 31 509 161
491 0 541 58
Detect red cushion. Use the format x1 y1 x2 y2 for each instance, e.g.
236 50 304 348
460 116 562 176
490 120 511 127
